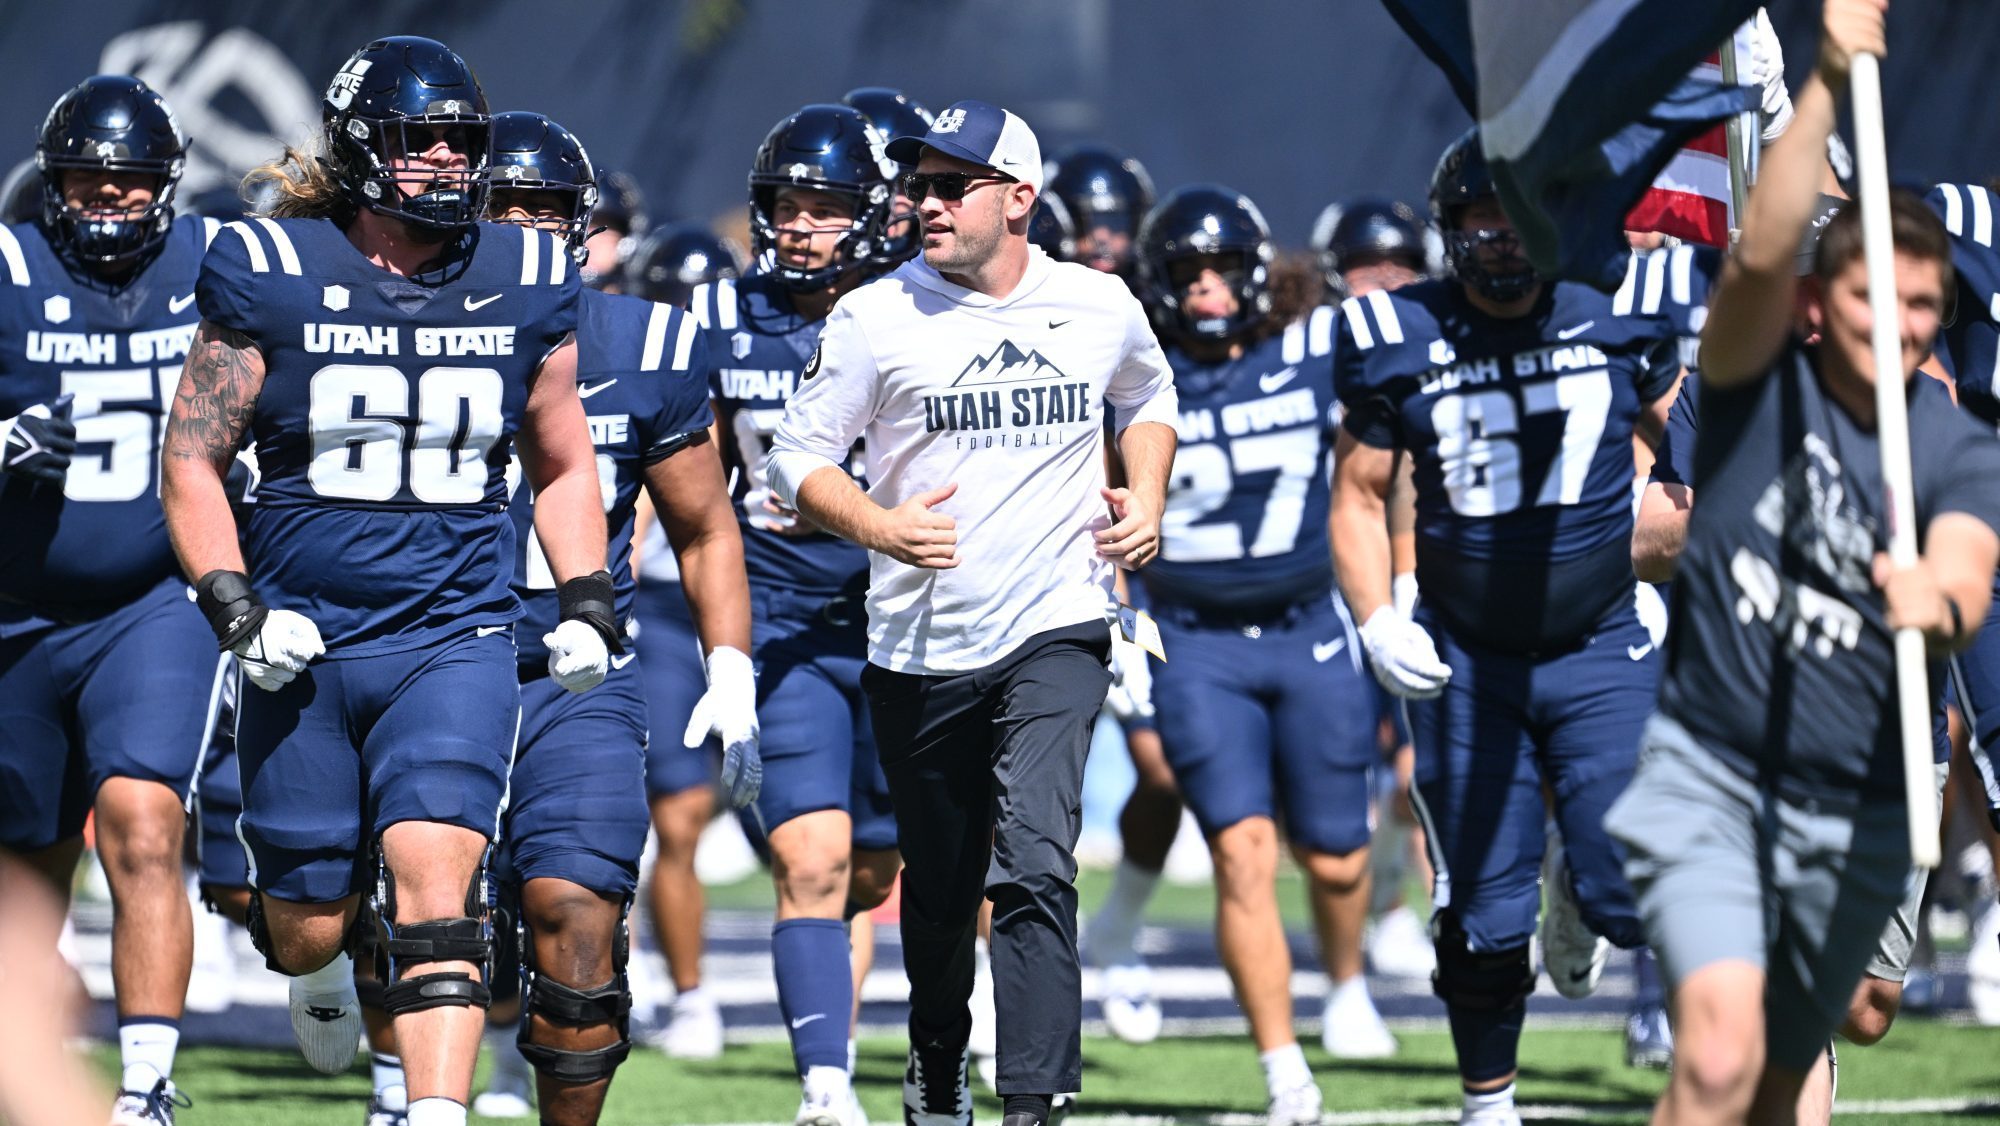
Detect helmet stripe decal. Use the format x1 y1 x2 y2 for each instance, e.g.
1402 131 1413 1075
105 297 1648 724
639 301 670 372
253 218 302 276
226 221 269 274
519 225 540 287
0 225 28 286
669 310 698 372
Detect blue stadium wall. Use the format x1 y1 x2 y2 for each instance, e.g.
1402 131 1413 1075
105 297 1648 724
0 0 1990 247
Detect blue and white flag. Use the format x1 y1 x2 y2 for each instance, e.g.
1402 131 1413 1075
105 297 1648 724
1383 0 1762 291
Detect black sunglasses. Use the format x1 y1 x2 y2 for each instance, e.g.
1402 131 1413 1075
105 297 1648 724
902 170 1017 203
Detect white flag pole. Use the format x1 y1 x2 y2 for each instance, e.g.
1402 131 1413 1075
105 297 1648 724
1849 51 1941 869
1719 32 1753 239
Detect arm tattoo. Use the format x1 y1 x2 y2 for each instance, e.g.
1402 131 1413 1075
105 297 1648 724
165 321 262 469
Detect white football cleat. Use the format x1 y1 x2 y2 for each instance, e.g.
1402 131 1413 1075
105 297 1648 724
109 1078 188 1125
287 951 363 1075
1100 961 1164 1045
1366 904 1437 979
660 988 726 1059
1538 826 1608 1000
1320 978 1397 1059
1266 1079 1324 1126
795 1066 864 1126
1459 1106 1522 1126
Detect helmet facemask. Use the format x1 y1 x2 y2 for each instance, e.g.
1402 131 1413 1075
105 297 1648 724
328 111 491 239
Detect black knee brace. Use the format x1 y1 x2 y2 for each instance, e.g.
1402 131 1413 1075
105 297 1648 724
370 844 495 1016
1431 910 1535 1011
516 901 633 1084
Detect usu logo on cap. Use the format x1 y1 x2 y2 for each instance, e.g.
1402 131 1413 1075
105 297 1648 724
885 99 1043 193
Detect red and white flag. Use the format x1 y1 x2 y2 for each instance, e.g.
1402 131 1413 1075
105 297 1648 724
1625 25 1761 246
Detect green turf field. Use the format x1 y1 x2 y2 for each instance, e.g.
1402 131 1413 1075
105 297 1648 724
92 1019 2000 1125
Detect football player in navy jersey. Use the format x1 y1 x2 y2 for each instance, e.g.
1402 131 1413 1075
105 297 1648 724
1134 184 1392 1124
1043 144 1155 283
0 74 221 1125
623 216 750 1063
158 39 615 1126
1330 130 1681 1126
469 110 756 1126
691 102 909 1126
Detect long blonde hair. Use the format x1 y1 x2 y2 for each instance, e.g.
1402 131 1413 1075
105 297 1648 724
241 137 349 220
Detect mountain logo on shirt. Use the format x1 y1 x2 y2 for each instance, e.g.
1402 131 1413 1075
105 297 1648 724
951 340 1069 386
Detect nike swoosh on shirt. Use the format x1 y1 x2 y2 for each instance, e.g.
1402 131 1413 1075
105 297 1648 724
169 293 197 314
578 380 618 398
476 625 508 638
1556 320 1596 340
611 653 636 670
1048 319 1071 330
1313 638 1345 663
1260 366 1300 394
464 293 503 311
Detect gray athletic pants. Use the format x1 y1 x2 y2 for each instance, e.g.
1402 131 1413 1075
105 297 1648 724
861 619 1111 1096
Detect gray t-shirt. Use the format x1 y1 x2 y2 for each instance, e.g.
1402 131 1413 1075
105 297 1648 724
1660 343 2000 801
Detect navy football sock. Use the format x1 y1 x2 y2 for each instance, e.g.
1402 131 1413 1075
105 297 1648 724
774 918 853 1074
1447 999 1525 1088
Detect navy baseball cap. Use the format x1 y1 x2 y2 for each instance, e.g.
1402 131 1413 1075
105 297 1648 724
885 99 1043 192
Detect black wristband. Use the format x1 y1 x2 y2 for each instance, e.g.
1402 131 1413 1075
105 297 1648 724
194 569 269 652
558 570 625 655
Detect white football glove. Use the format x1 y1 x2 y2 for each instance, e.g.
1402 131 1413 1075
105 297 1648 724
543 619 609 694
234 610 325 692
1742 8 1793 143
1359 606 1452 700
1104 632 1156 722
1391 571 1421 618
684 646 761 809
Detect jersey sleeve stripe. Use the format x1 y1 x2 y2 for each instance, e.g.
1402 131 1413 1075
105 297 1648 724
1341 296 1375 351
688 283 713 329
1308 304 1336 357
226 221 269 273
1281 321 1306 365
715 278 739 331
251 218 302 275
670 310 698 371
1640 247 1668 315
200 216 222 248
640 301 671 371
1972 187 1994 248
1365 289 1404 344
1612 251 1640 316
1939 184 1965 236
547 233 567 284
0 225 28 286
1669 244 1694 308
519 225 541 286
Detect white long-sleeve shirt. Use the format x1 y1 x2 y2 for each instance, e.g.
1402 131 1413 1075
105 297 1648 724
767 248 1177 675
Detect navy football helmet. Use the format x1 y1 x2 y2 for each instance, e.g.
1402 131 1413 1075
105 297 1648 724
1429 129 1538 303
748 103 905 292
1311 197 1432 296
626 221 746 308
1044 144 1155 274
320 36 490 234
839 88 931 263
841 87 934 157
487 111 598 263
593 170 648 237
35 75 187 263
1136 184 1274 342
1029 193 1077 262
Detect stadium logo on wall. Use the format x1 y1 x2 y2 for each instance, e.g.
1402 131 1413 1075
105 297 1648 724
97 23 320 199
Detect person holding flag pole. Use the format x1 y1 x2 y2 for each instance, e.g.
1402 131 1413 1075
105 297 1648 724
1604 2 2000 1123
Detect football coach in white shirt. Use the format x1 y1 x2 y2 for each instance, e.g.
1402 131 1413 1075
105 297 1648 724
767 100 1178 1126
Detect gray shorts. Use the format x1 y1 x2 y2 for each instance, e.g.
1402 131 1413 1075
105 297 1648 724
1862 760 1949 983
1605 715 1911 1070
